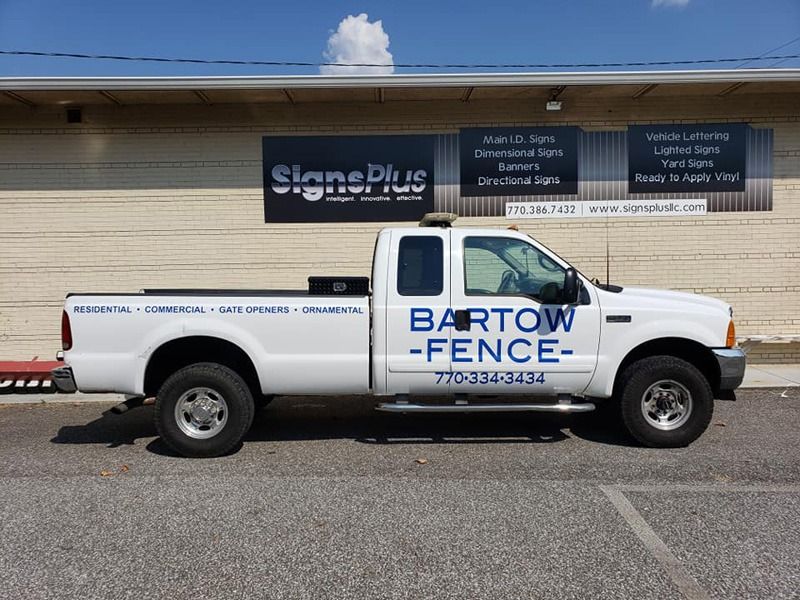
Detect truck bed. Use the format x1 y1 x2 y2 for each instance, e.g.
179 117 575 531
64 290 371 397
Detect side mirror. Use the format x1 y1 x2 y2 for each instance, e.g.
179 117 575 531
563 268 580 304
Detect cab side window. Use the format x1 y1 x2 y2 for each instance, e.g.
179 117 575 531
463 246 509 294
463 236 565 302
397 236 443 296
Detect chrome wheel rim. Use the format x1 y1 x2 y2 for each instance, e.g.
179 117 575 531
641 379 693 431
174 387 228 439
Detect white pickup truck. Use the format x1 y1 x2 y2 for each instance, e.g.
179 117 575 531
53 214 744 457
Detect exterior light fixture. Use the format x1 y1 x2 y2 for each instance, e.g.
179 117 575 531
546 86 565 111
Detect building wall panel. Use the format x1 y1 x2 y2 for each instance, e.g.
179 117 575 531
0 94 798 361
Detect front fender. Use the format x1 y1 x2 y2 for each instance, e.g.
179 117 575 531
585 317 721 398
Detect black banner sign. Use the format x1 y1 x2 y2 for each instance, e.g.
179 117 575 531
628 124 747 193
263 135 435 223
459 127 579 197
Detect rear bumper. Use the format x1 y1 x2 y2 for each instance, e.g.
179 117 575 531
51 366 77 393
713 348 746 390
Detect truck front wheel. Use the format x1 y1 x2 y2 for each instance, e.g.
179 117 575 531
618 356 713 448
155 362 255 458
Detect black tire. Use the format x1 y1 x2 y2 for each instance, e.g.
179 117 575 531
155 362 254 458
618 355 713 448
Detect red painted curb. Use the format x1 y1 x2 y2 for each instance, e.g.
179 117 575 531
0 360 64 378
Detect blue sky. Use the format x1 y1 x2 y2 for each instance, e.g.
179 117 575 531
0 0 798 76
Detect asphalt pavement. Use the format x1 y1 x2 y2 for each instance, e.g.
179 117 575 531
0 388 798 599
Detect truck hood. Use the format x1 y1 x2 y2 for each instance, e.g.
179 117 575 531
617 286 731 315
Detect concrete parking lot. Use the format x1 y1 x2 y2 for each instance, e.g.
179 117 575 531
0 388 798 600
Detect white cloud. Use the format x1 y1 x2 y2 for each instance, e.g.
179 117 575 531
651 0 690 7
320 13 394 75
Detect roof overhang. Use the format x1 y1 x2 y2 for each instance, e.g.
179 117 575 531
1 68 799 91
1 69 798 108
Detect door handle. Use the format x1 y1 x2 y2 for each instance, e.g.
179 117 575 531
454 309 471 331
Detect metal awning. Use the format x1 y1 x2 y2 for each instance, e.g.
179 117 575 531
1 68 799 107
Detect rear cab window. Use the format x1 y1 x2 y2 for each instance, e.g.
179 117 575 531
397 236 443 296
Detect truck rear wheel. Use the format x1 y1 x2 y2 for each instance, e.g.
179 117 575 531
155 362 254 458
618 356 713 448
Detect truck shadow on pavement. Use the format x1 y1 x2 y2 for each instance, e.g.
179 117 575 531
51 396 637 455
51 405 156 449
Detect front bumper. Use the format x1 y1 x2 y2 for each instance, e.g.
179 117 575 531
51 366 77 393
713 348 746 390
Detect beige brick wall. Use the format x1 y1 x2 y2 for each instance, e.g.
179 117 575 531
1 90 798 362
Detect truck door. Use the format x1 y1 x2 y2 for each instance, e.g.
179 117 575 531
448 230 600 395
385 229 452 394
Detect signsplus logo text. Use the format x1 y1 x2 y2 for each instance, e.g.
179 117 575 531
262 134 435 222
270 163 428 201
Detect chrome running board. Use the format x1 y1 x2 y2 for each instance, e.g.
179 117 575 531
376 402 595 414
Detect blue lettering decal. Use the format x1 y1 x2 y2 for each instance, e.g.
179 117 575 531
411 308 434 332
426 338 447 362
491 307 514 332
515 307 541 333
468 308 490 332
508 338 532 363
477 338 502 363
538 339 560 363
438 308 456 331
144 305 206 314
302 306 363 315
451 338 473 363
73 305 132 314
544 308 575 332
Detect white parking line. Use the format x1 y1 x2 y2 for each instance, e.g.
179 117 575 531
613 484 800 494
600 485 712 600
601 484 800 600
